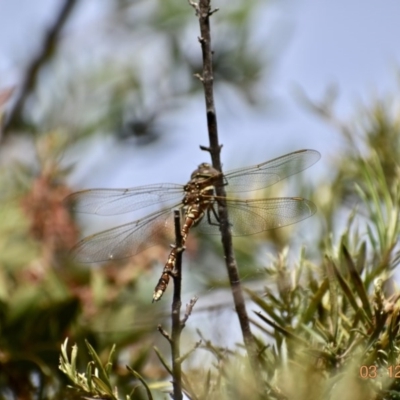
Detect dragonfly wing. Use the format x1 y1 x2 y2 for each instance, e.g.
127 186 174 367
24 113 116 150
197 197 316 236
65 183 184 215
72 205 182 263
223 149 320 192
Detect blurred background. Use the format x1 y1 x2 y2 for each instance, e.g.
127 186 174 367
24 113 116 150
1 0 400 398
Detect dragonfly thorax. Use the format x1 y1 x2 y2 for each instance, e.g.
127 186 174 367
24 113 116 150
183 163 220 208
180 164 221 229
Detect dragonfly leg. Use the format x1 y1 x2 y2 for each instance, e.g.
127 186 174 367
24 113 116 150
206 204 221 227
208 200 233 230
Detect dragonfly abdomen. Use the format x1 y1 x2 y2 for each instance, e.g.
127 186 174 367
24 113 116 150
152 200 210 301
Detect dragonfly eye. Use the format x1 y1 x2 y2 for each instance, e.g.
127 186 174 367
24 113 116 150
197 162 211 169
191 163 213 179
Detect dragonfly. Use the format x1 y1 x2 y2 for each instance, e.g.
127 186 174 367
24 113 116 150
67 149 320 301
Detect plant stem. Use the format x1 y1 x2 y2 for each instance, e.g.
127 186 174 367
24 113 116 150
191 0 262 379
171 210 183 400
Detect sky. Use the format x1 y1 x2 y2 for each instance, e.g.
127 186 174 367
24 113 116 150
1 0 400 348
1 0 400 189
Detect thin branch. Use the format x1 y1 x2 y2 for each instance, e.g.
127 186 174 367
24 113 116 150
159 212 199 399
1 0 78 138
171 209 183 400
191 0 262 378
157 325 171 342
182 296 198 326
175 340 202 364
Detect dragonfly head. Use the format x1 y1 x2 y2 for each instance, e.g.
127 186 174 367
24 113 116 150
191 163 221 181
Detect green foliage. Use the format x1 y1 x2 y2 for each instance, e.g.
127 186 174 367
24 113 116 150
59 339 120 399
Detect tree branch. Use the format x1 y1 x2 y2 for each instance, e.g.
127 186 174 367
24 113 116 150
1 0 78 138
190 0 261 379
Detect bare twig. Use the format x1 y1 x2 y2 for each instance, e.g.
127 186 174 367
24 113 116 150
158 212 200 399
157 325 171 342
171 209 184 400
182 297 198 326
1 0 78 138
191 0 261 378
